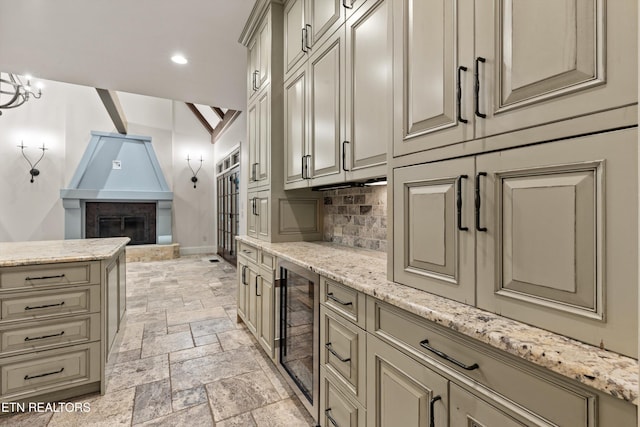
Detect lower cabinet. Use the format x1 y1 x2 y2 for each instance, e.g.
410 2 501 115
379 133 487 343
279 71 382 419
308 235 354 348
450 383 528 427
320 367 366 427
237 243 277 359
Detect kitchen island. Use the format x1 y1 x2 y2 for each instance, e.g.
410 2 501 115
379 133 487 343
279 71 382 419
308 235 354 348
237 235 638 426
0 237 128 403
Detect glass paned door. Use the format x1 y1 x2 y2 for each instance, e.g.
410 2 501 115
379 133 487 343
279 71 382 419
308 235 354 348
217 167 240 265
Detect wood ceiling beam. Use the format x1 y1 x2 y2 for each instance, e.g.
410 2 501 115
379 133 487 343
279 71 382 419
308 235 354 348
185 102 214 135
212 109 242 143
96 88 128 134
211 106 225 120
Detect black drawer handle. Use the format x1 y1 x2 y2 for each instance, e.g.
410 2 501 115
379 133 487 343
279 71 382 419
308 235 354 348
342 141 349 172
24 367 64 381
475 172 487 232
430 395 441 427
474 57 486 118
25 331 65 342
255 275 261 297
241 265 248 286
25 274 65 281
419 339 479 370
456 66 468 124
325 408 340 427
325 342 351 363
25 301 65 311
457 174 468 231
327 292 353 306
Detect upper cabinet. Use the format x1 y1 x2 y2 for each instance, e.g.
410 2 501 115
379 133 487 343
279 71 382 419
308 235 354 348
248 17 272 102
284 0 367 82
393 0 638 157
284 0 391 189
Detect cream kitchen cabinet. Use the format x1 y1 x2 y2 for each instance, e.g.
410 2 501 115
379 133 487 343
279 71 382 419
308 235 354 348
248 11 271 101
393 128 638 357
284 0 391 189
247 191 270 241
284 0 366 82
237 242 277 359
393 0 638 157
248 89 271 190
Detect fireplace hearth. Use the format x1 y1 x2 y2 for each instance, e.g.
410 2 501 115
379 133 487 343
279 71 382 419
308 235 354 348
86 202 156 245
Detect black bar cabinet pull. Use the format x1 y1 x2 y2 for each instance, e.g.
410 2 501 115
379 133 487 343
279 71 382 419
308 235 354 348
301 27 308 53
25 301 65 311
306 155 312 179
305 24 312 50
342 141 349 171
241 265 248 285
457 66 468 124
24 367 64 381
457 175 468 231
325 408 340 427
255 275 261 297
252 71 257 91
254 198 260 216
429 395 442 427
327 292 353 306
420 339 479 370
325 342 351 362
475 172 487 232
474 57 486 118
342 0 353 9
301 156 306 179
25 331 65 342
25 274 65 281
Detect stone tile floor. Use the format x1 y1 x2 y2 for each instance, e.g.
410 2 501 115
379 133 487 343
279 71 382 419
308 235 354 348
1 255 315 427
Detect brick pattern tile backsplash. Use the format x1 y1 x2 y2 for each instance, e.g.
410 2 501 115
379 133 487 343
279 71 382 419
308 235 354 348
323 185 387 252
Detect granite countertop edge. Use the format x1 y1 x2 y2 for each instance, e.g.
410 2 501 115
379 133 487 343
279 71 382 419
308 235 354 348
237 236 639 405
0 237 131 267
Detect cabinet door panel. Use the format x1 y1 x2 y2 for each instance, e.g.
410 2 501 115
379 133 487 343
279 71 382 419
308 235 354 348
257 196 270 241
258 271 274 357
247 267 259 334
258 18 271 88
475 0 637 137
248 194 258 238
346 0 391 175
257 91 270 185
248 38 259 99
309 30 345 183
450 384 527 427
284 68 307 185
284 0 307 79
476 128 637 357
367 335 448 427
309 0 343 48
248 102 258 188
393 157 475 304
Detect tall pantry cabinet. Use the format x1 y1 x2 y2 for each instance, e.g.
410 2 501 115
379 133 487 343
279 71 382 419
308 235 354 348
390 0 638 358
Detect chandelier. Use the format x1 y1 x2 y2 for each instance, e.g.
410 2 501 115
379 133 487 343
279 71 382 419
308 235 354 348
0 73 42 115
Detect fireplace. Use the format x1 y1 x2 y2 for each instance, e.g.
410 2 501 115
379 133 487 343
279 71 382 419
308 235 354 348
85 202 156 245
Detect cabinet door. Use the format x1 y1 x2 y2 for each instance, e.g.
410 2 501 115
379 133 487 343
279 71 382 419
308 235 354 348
367 335 448 427
476 128 638 358
248 194 258 238
105 260 118 359
248 101 258 188
308 0 343 49
392 0 474 157
393 157 475 305
237 259 249 320
284 0 307 79
256 90 270 186
450 384 527 427
284 65 308 187
345 0 391 180
258 17 271 89
257 270 275 358
309 29 346 185
248 36 260 100
257 194 270 241
117 252 126 323
247 266 259 335
475 0 637 138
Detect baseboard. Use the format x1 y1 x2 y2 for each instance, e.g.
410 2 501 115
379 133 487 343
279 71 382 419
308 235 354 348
179 246 216 256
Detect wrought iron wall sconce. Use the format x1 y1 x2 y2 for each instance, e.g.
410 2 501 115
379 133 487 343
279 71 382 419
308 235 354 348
187 155 203 188
19 142 47 183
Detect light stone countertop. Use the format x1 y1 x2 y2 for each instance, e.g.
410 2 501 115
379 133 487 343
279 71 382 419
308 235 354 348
237 235 639 405
0 237 130 267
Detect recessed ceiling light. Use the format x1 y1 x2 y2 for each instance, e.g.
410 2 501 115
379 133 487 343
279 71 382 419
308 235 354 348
171 54 188 65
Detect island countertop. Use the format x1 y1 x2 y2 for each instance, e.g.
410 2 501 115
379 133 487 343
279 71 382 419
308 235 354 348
237 235 639 405
0 238 130 267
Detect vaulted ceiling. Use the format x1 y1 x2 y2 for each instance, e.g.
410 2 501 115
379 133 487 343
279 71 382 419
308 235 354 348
0 0 255 111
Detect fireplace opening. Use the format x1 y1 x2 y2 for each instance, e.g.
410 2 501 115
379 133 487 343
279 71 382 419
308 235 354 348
86 202 156 245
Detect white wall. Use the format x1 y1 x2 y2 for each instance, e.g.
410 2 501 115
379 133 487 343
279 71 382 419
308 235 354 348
0 79 214 252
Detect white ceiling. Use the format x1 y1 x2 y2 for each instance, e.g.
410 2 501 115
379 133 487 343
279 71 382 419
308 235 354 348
0 0 256 111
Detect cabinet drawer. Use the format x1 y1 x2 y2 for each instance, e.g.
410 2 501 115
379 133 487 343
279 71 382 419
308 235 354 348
0 313 100 357
260 251 275 270
320 367 366 427
368 299 596 427
0 262 100 291
0 341 100 399
321 277 365 328
320 306 366 405
1 286 100 322
238 242 259 264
